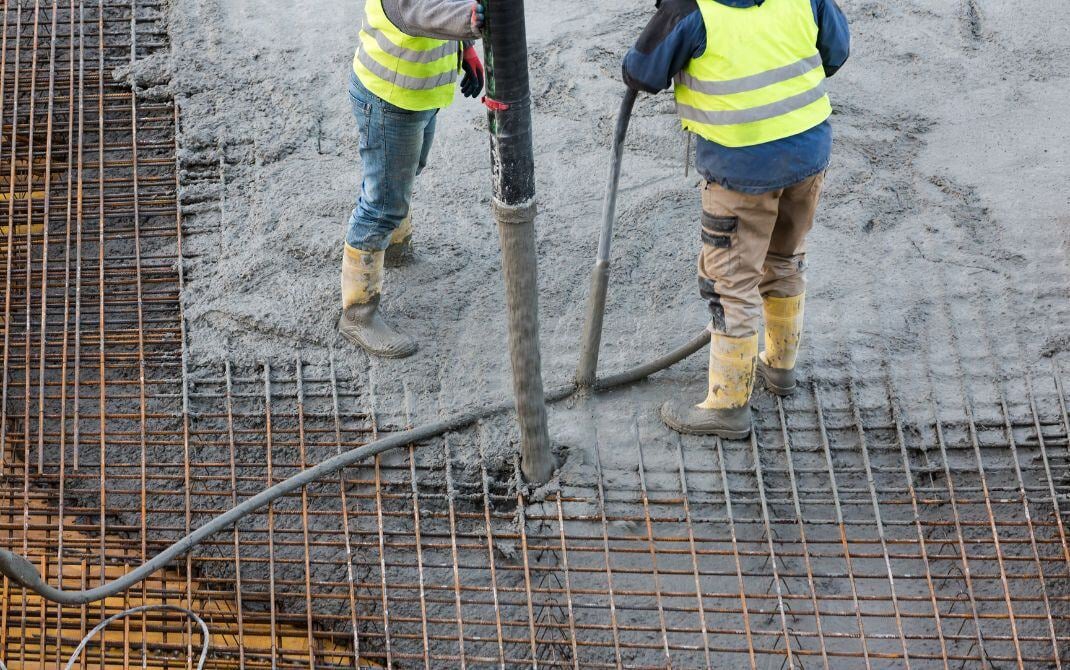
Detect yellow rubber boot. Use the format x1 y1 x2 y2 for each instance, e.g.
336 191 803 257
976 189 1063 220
340 243 383 308
339 244 417 359
384 215 414 268
660 333 757 438
701 333 759 409
758 293 804 396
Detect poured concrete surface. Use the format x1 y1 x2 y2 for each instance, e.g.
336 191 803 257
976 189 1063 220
168 0 1069 430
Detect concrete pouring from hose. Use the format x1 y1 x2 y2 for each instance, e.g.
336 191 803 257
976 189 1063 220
483 0 556 484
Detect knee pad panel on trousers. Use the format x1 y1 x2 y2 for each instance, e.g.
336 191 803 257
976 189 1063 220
702 212 739 233
699 277 727 332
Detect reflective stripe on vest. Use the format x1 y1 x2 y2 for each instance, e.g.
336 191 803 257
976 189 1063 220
352 0 459 111
362 22 457 64
678 80 828 126
675 0 832 148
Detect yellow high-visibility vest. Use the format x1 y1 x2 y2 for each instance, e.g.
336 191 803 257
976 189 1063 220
353 0 460 111
675 0 832 147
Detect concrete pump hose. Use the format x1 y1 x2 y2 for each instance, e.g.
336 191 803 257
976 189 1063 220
484 0 556 483
496 202 556 483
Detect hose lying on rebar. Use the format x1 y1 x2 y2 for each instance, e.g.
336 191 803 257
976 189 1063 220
0 332 707 607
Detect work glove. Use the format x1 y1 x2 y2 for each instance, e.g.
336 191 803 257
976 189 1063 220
471 1 485 32
460 44 485 98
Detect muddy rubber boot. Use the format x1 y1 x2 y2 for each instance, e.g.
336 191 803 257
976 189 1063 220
660 333 757 439
757 356 796 396
757 293 804 396
339 244 418 359
339 296 418 359
383 215 414 268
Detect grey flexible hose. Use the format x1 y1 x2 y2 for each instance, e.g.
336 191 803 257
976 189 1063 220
0 604 210 670
484 0 556 484
0 343 704 605
0 87 710 608
0 391 552 606
496 204 556 483
594 330 710 391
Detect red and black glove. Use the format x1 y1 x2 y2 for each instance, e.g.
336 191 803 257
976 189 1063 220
460 44 484 99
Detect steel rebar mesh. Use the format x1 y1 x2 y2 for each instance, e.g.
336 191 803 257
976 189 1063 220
2 0 1069 668
0 0 336 666
77 360 1060 669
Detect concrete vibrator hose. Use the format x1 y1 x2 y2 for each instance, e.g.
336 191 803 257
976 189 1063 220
0 85 708 607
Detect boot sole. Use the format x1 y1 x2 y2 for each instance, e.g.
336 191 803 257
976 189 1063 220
757 362 797 397
658 405 752 439
339 328 418 359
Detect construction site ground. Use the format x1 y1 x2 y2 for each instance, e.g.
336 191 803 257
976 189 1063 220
2 0 1069 668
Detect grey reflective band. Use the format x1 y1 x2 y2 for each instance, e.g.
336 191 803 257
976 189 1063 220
676 53 824 96
362 21 457 64
677 82 828 126
356 47 457 91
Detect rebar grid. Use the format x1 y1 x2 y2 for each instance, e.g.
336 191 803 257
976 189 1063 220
0 1 345 666
2 0 1070 669
17 359 1062 669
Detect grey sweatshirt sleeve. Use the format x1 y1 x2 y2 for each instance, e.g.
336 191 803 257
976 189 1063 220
381 0 481 41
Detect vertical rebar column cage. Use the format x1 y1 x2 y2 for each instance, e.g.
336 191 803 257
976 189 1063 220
1 1 1069 668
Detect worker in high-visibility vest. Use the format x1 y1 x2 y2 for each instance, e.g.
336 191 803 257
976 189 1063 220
342 0 485 358
624 0 850 438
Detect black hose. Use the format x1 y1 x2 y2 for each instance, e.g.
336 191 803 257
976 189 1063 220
483 0 535 204
484 0 555 483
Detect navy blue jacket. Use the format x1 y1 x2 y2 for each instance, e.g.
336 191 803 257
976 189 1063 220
623 0 850 194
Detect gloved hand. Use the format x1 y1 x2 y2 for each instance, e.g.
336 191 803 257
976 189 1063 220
460 44 485 98
471 1 485 32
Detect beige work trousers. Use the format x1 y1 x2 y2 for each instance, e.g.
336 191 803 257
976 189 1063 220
698 172 825 338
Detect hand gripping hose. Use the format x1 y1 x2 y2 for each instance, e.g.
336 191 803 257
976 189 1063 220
0 89 708 608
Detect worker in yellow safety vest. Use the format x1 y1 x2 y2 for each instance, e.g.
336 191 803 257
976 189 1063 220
341 0 485 358
623 0 850 438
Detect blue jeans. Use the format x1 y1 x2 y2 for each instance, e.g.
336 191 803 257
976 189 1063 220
346 72 438 251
